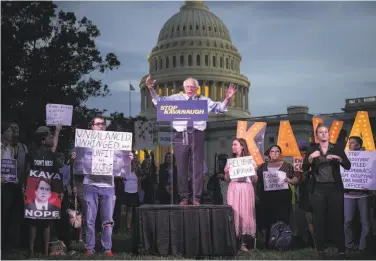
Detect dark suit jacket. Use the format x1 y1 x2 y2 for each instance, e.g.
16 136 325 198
302 142 351 192
25 201 60 212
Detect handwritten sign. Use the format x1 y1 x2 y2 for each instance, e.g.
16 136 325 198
1 159 18 183
263 170 289 191
227 156 256 179
293 158 303 172
73 129 133 176
157 100 208 122
341 151 376 190
46 104 73 126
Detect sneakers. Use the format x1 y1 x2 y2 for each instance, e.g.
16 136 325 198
179 200 188 206
84 249 94 256
105 251 115 257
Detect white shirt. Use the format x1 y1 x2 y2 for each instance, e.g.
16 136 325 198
152 93 228 132
1 142 14 160
35 200 48 210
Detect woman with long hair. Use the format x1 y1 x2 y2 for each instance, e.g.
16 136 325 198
257 144 299 246
224 138 257 252
302 123 351 259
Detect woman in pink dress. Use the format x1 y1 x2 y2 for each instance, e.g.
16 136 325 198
224 138 257 252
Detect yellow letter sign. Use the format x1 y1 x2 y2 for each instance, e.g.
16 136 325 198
346 111 375 151
237 121 267 165
277 121 301 158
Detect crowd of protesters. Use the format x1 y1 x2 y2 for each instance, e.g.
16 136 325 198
2 118 376 259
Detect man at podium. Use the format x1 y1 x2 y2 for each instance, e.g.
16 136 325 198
146 75 237 205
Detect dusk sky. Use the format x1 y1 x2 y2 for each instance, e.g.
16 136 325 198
58 1 376 117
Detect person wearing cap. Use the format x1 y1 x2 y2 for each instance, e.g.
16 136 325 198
25 125 63 257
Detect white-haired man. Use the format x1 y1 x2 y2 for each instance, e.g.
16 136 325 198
146 75 236 205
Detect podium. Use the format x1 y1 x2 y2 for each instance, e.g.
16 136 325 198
133 204 237 257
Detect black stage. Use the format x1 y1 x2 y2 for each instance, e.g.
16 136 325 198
133 204 237 257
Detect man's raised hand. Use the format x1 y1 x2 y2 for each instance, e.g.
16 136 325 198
146 75 156 90
225 83 237 99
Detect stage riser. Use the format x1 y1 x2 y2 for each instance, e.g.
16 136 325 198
133 205 237 257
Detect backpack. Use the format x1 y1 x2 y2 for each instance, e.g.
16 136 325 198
269 221 293 250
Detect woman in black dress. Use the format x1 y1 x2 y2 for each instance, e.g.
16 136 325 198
257 145 300 245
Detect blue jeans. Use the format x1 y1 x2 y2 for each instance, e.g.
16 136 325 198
344 196 370 250
82 185 115 253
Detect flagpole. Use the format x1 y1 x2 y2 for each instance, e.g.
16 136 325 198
129 80 132 118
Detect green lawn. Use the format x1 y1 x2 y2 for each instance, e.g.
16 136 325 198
3 232 375 260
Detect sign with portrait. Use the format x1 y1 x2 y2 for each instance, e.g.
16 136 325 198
73 129 132 176
24 170 63 219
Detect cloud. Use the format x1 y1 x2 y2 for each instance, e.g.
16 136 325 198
58 1 376 118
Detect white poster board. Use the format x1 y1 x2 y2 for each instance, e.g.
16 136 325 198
227 156 256 179
341 151 376 190
134 120 155 150
74 129 133 176
263 170 289 191
46 104 73 126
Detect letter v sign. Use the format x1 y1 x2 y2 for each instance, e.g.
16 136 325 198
236 121 267 165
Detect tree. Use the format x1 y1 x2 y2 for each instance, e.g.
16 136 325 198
1 1 120 151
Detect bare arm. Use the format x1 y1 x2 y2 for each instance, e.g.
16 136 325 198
52 125 62 153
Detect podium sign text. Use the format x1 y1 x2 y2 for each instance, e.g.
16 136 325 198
157 100 208 122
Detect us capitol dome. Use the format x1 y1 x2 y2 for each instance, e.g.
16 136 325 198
139 0 251 121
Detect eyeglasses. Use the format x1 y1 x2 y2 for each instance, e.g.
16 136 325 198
93 122 106 126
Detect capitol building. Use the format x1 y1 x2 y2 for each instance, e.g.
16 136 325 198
139 1 250 121
138 1 376 171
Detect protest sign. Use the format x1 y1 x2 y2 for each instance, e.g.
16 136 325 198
157 100 208 122
293 157 303 172
227 156 256 179
24 170 63 219
263 170 289 191
341 151 376 190
134 120 155 150
158 132 173 147
46 104 73 126
73 129 132 176
1 159 17 183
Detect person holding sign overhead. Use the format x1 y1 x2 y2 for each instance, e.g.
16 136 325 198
303 123 351 259
256 145 299 246
224 138 258 252
145 75 237 205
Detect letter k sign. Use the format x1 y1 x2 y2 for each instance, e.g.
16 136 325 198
236 121 267 165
